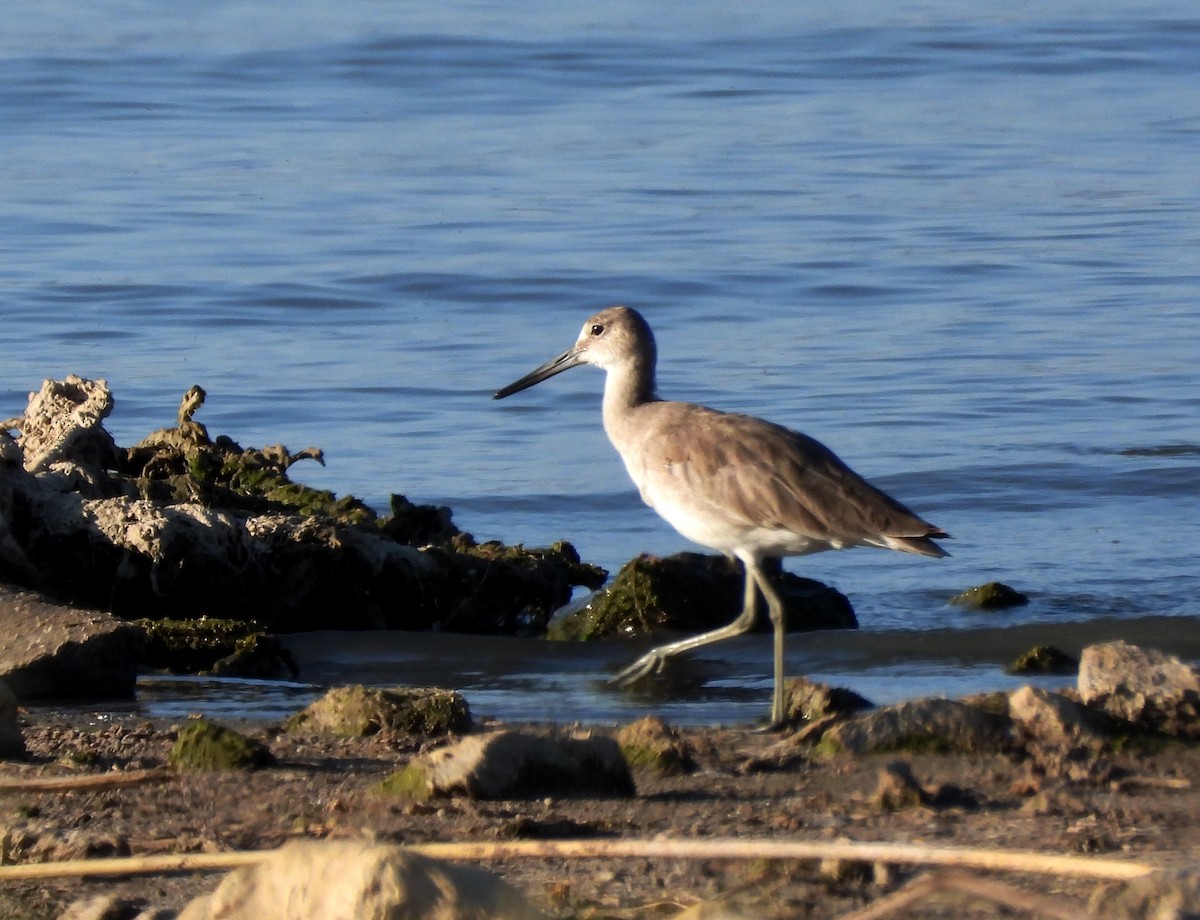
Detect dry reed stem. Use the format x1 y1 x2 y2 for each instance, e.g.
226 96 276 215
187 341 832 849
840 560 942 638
0 836 1157 883
0 769 173 793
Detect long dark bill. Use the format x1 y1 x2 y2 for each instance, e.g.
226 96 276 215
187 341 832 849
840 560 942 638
493 347 585 399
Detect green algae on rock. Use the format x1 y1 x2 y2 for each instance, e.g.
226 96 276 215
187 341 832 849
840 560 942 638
1007 644 1078 675
168 719 275 771
948 581 1029 611
287 685 472 738
1 377 607 636
137 617 298 678
548 552 856 641
615 716 696 776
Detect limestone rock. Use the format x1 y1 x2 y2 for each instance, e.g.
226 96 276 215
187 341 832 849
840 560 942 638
177 840 539 920
0 585 143 699
1008 685 1117 747
815 698 1013 757
2 377 602 635
11 375 120 491
0 677 25 760
1078 640 1200 738
382 730 635 800
287 685 471 738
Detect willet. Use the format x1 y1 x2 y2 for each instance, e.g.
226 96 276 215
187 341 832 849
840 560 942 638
494 306 948 727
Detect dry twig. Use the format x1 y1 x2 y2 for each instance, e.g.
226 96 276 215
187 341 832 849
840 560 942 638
0 769 173 794
0 836 1157 883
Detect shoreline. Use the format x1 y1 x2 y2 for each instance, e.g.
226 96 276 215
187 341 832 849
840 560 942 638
3 705 1199 919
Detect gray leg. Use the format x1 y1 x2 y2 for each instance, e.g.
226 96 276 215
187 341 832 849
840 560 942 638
745 559 788 728
610 566 760 686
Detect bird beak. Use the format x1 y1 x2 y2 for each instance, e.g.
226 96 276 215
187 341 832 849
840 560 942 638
494 346 585 399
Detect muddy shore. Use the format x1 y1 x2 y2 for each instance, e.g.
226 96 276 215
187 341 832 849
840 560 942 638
2 707 1198 919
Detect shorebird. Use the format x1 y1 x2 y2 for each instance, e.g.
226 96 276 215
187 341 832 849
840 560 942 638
494 306 948 727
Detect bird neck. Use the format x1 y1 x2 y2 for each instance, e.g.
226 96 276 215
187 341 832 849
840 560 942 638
601 356 657 431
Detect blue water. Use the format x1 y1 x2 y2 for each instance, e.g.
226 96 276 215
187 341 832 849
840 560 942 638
4 2 1200 721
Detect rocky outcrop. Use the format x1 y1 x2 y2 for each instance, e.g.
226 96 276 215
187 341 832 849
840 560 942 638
1 377 604 636
1078 640 1200 738
0 584 143 699
176 840 539 920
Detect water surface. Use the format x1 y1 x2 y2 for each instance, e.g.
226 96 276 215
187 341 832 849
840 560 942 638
4 2 1199 722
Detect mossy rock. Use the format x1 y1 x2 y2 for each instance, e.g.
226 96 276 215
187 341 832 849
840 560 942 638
811 698 1014 759
168 719 275 771
287 685 471 738
1007 645 1078 675
378 763 432 800
783 677 874 725
549 552 856 641
615 716 696 775
949 581 1029 611
136 617 298 678
417 538 607 635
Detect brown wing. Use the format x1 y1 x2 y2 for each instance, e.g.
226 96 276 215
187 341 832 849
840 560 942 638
626 401 947 555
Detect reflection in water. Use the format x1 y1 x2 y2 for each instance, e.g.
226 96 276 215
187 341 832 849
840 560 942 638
61 614 1195 728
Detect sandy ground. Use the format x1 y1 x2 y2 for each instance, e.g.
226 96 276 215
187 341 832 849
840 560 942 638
1 711 1198 919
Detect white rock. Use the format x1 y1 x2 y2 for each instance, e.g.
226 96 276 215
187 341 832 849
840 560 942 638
177 840 540 920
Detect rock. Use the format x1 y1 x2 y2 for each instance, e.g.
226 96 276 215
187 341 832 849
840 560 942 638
168 719 275 771
0 585 144 699
177 840 539 920
138 617 298 678
872 760 928 811
1007 644 1078 675
1078 640 1200 738
615 716 696 775
948 581 1029 610
287 685 471 737
783 676 874 725
382 730 635 800
0 677 25 759
10 375 121 491
1008 685 1117 747
814 698 1013 757
550 552 856 641
1 377 606 634
57 894 169 920
1089 865 1200 919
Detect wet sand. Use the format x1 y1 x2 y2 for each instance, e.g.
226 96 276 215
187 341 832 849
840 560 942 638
2 709 1198 919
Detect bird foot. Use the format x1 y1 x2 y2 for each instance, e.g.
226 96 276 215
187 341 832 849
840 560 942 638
608 651 669 686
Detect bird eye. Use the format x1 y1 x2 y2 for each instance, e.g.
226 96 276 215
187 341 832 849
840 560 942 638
590 324 604 336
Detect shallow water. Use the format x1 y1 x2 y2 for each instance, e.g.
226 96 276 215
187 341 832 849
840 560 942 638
4 2 1199 722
